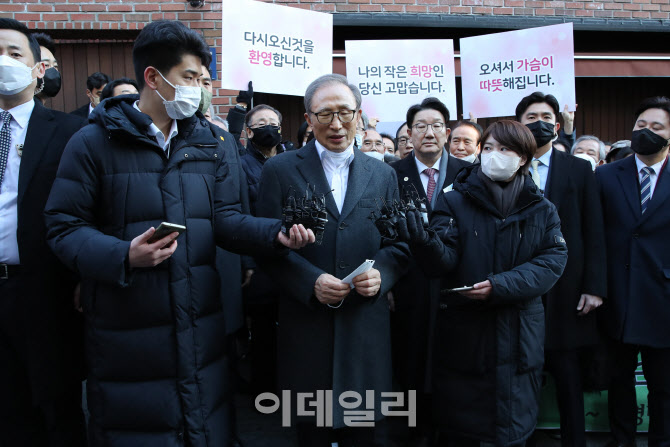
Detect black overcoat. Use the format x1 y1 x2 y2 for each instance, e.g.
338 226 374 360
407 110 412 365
543 149 607 350
390 151 470 392
256 141 410 428
596 155 670 348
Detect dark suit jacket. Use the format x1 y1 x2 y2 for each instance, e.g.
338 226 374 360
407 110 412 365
69 103 89 120
19 100 83 403
256 140 410 427
596 155 670 348
390 151 470 391
542 149 607 350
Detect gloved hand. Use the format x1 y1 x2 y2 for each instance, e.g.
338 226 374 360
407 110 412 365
397 208 430 245
236 81 253 109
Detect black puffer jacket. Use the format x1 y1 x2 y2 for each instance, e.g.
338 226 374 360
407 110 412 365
45 96 283 447
413 164 568 446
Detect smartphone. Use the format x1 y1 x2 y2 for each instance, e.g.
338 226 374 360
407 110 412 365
448 285 475 293
147 222 186 244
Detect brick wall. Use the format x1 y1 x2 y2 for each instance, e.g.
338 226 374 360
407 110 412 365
1 0 668 116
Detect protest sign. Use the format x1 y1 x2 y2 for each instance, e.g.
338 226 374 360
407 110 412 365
345 40 457 123
460 23 576 119
220 0 333 96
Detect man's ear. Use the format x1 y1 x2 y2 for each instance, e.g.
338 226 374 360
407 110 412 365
444 128 451 140
144 67 160 91
554 121 561 135
519 155 528 168
304 112 312 127
33 61 45 80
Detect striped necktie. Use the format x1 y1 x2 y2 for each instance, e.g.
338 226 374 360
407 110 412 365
424 167 437 203
0 111 12 192
640 166 653 214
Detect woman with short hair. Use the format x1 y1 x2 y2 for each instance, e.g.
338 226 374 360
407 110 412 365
401 120 569 447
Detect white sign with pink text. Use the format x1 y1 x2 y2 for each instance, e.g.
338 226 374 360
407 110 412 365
460 23 576 119
220 0 333 97
345 40 458 123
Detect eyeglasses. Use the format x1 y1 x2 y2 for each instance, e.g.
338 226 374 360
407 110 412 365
412 122 446 134
362 141 385 149
397 137 409 147
311 109 356 124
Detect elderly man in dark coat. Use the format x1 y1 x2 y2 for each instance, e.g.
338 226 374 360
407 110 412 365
44 21 312 447
256 74 410 447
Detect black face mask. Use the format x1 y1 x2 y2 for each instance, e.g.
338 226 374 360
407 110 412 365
631 128 669 156
250 125 281 148
41 68 61 98
525 120 556 148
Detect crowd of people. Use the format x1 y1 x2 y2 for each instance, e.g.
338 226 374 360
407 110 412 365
0 16 669 447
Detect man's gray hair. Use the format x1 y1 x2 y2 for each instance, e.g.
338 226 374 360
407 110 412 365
572 135 606 161
360 111 369 129
304 74 362 114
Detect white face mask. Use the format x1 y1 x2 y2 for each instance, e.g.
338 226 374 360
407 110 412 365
481 150 522 181
155 70 201 120
0 55 37 96
364 150 385 162
450 151 477 164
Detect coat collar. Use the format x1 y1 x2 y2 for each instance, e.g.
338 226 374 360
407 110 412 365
454 164 543 219
546 148 568 207
295 140 373 221
395 152 428 206
614 155 643 219
18 99 57 203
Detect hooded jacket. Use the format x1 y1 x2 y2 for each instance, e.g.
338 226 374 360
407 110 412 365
45 95 283 447
413 164 568 446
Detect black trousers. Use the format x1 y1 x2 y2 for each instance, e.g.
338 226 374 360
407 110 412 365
0 276 86 447
545 349 586 447
297 419 389 447
607 338 670 447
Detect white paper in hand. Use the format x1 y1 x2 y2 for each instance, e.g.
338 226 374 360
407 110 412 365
342 259 375 289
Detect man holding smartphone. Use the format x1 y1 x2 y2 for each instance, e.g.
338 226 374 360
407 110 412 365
44 21 313 447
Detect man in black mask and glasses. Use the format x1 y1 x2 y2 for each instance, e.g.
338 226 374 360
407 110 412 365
516 92 607 447
596 96 670 447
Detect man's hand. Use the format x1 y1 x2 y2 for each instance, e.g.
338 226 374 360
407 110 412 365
353 268 381 297
314 273 350 305
397 209 429 245
577 294 602 316
562 104 576 135
241 269 254 288
276 224 315 250
73 282 82 313
236 81 253 109
459 280 492 300
128 227 179 269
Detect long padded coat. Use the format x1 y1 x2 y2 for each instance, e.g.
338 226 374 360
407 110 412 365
44 96 283 447
412 165 568 446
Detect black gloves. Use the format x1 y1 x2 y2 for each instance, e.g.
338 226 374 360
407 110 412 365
236 81 253 108
397 208 431 245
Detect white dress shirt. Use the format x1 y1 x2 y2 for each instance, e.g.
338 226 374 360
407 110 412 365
315 140 354 213
133 101 178 153
0 99 35 264
635 154 667 200
88 103 95 117
532 148 553 193
414 155 441 195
